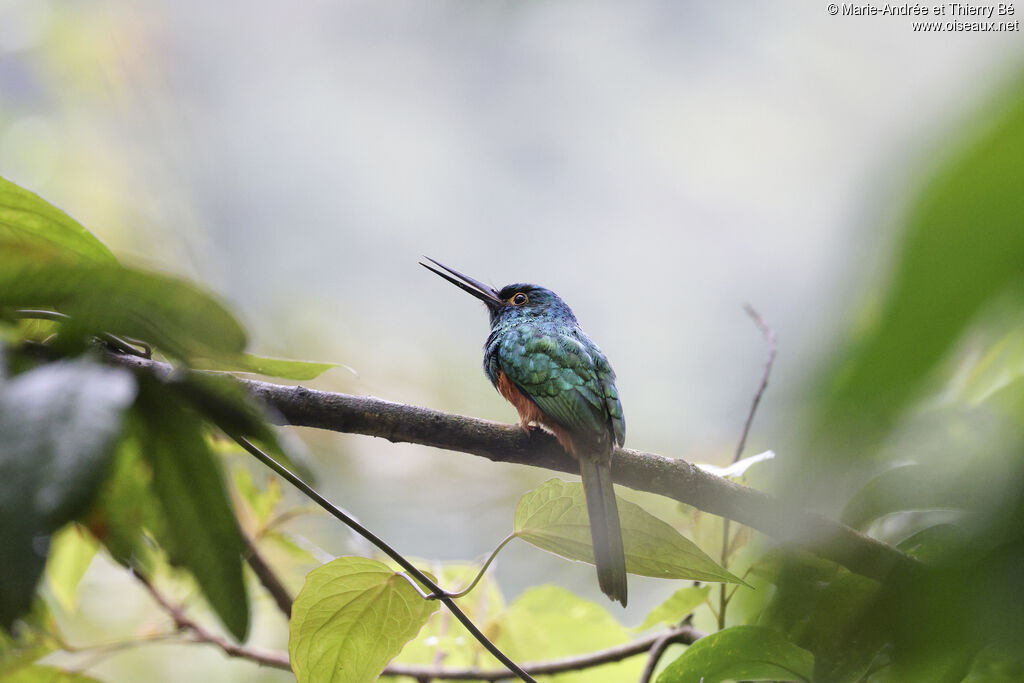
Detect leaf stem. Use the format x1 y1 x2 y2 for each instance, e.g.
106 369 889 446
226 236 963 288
428 532 518 600
233 436 538 683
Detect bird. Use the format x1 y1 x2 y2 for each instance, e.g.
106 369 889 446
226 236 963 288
421 257 628 606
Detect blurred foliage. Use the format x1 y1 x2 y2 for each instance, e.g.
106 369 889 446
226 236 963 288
816 69 1024 437
778 68 1024 683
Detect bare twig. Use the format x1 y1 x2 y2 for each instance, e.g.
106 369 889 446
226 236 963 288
719 305 778 629
638 626 692 683
105 352 922 584
731 304 778 467
132 569 291 670
242 533 293 618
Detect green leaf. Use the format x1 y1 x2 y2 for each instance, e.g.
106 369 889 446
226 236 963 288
841 463 993 529
637 586 710 631
0 601 59 675
192 353 338 380
1 665 106 683
0 245 246 359
0 176 116 263
962 646 1024 683
897 523 970 564
494 586 641 682
233 468 282 529
0 359 136 629
815 72 1024 436
289 557 438 683
136 383 249 641
961 327 1024 405
167 369 309 479
45 525 99 613
87 433 164 574
758 550 885 683
657 625 815 683
168 370 278 444
514 479 743 584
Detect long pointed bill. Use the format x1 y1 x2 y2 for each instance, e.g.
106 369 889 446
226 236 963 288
420 257 504 309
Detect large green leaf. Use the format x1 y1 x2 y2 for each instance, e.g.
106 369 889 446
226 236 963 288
816 71 1024 435
657 625 814 683
0 358 136 628
192 353 338 380
514 479 742 583
0 244 247 359
136 383 249 641
495 586 640 683
0 176 116 263
289 557 438 683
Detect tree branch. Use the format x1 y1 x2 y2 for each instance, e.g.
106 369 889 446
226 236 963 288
382 624 704 681
107 353 921 583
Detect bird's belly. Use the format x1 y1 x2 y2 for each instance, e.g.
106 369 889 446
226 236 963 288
497 370 580 458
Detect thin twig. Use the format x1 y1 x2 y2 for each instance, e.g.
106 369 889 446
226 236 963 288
232 436 538 683
383 624 705 681
104 352 923 584
719 304 778 630
638 627 690 683
132 569 291 670
242 532 293 618
731 304 778 466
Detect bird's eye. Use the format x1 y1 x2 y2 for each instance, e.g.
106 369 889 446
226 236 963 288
511 292 529 306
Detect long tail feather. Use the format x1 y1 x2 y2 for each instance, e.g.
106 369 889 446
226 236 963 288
579 456 628 606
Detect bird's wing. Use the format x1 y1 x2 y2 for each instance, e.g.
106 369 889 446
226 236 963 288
497 324 614 439
592 345 626 447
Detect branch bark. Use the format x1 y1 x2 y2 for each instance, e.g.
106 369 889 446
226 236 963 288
108 354 921 583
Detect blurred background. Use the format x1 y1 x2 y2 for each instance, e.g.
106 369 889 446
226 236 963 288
2 1 1022 680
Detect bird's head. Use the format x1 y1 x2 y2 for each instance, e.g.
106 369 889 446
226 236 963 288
421 257 577 326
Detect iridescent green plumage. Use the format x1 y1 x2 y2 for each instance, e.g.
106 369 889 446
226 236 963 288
422 259 628 606
484 287 625 449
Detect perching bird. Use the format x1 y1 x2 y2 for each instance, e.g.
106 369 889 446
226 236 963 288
421 257 628 606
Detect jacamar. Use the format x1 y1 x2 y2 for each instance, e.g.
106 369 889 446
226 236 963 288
422 257 628 606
